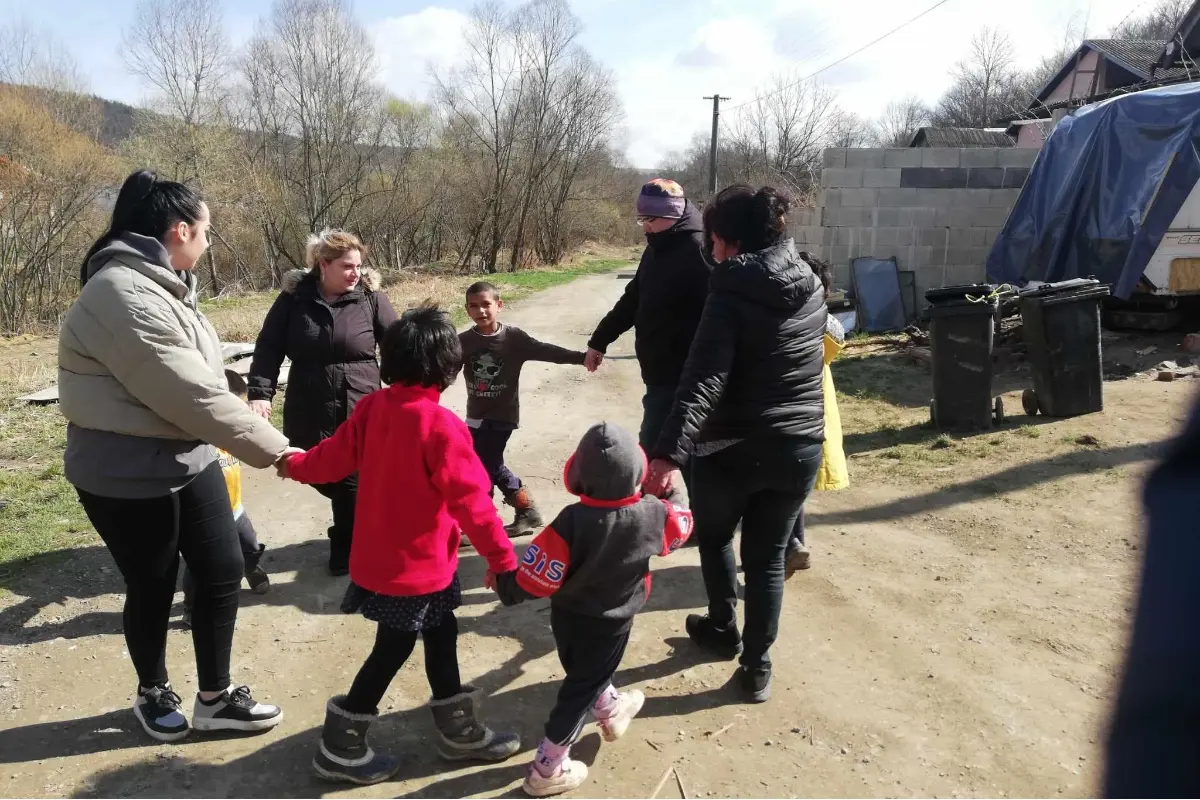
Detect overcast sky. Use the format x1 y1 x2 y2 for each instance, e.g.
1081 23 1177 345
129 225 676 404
12 0 1147 167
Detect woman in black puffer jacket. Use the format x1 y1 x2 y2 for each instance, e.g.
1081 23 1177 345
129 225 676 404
645 184 827 703
247 230 397 575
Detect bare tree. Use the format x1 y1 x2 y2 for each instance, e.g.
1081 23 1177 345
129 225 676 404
1112 0 1189 40
932 27 1028 128
0 86 118 332
827 110 873 149
0 20 86 93
873 96 930 147
724 74 840 196
239 0 389 275
123 0 230 126
506 0 582 270
533 51 622 263
434 2 529 272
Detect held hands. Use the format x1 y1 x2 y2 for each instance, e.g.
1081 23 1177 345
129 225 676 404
249 399 273 419
484 570 498 591
644 458 682 498
274 447 305 479
584 348 604 373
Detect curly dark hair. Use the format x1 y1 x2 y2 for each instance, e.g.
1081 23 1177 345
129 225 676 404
379 304 462 390
702 184 794 255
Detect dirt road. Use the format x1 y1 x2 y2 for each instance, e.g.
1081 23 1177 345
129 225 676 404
0 273 1190 798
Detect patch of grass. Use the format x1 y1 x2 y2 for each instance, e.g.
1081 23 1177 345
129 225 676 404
0 401 93 586
1018 425 1042 439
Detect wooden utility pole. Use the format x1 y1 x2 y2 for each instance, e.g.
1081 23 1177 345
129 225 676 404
703 94 730 196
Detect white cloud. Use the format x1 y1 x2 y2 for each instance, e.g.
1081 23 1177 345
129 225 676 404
372 7 470 102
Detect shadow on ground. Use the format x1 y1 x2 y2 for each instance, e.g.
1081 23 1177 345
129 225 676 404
56 638 734 800
810 440 1166 526
0 538 716 799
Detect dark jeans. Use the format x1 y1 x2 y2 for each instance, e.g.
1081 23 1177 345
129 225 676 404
545 607 631 745
314 476 357 568
343 614 463 713
691 437 822 672
76 461 242 692
791 507 807 549
469 424 521 495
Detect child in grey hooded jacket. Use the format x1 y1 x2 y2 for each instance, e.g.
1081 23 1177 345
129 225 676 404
490 421 692 797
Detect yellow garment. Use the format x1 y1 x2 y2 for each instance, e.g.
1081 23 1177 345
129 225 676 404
815 332 849 491
217 448 245 518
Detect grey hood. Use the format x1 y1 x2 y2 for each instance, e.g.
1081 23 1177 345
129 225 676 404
564 422 647 502
85 233 198 308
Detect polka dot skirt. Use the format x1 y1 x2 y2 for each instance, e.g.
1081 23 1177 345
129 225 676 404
340 573 462 632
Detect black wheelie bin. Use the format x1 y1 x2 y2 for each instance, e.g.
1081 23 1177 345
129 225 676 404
1018 278 1111 417
925 284 1004 430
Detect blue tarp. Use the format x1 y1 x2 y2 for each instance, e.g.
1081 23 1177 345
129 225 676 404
986 82 1200 300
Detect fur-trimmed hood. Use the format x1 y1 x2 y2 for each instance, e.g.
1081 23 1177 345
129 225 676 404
281 267 382 295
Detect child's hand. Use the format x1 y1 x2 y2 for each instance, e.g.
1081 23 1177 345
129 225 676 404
484 570 497 591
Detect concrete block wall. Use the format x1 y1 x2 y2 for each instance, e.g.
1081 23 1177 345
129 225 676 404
793 147 1039 307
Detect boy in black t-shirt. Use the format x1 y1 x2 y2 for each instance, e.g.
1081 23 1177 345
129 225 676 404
460 282 590 536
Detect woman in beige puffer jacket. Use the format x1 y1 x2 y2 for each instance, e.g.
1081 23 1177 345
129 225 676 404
59 170 295 743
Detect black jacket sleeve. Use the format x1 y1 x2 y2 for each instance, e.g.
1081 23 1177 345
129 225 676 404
651 291 740 467
372 291 398 343
247 292 291 403
588 251 644 352
1105 401 1200 797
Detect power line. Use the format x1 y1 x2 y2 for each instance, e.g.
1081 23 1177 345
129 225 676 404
723 0 957 114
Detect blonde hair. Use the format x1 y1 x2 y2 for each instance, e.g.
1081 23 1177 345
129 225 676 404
304 228 366 272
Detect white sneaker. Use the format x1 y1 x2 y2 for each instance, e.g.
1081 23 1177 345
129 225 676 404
597 689 644 743
522 758 588 797
192 685 283 732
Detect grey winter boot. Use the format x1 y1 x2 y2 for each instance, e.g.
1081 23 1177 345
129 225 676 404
312 696 401 785
502 487 544 538
429 685 521 762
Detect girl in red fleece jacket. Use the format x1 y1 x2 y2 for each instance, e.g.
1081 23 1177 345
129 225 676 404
280 305 521 785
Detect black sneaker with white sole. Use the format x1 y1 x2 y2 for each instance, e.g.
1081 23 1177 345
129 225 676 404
134 684 190 742
192 685 283 733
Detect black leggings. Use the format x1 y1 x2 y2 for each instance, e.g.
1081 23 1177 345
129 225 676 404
76 461 242 692
344 615 463 714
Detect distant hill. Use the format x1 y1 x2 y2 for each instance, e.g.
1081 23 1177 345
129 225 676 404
1 82 140 149
93 94 138 148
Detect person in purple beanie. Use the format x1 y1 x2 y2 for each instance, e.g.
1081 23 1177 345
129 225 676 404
585 179 712 460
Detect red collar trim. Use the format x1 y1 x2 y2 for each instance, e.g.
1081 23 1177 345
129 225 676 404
579 494 642 509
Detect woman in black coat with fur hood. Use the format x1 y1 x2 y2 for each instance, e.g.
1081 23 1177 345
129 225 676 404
248 230 397 574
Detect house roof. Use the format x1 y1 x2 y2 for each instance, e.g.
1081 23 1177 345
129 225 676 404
908 127 1015 148
1089 39 1193 82
1028 39 1196 111
1156 0 1200 69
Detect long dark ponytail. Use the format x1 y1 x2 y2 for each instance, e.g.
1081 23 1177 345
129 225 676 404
80 170 205 286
